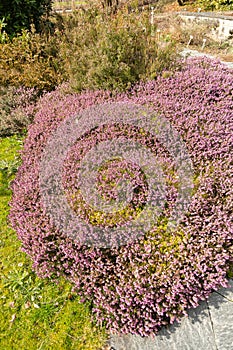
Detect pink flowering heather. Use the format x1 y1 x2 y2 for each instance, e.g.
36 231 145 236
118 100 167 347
9 58 233 336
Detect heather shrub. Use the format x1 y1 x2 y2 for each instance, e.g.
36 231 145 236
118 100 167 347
59 7 178 92
9 58 233 336
0 86 39 136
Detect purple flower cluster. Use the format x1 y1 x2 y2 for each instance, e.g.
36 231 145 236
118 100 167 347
9 58 233 336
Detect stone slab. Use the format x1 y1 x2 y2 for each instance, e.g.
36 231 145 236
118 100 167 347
207 280 233 350
109 280 233 350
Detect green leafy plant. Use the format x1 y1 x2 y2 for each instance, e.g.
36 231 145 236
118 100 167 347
0 0 53 36
0 17 8 43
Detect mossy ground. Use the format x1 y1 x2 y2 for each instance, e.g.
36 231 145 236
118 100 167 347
0 136 108 350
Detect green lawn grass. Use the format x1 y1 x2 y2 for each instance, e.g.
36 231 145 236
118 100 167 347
0 136 108 350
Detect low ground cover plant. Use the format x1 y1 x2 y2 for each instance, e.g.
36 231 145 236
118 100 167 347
9 57 233 336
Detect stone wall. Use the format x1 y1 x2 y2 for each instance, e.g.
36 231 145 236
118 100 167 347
178 12 233 41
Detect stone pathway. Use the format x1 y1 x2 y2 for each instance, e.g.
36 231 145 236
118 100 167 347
109 279 233 350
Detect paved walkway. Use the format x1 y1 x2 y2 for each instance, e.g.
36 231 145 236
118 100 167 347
109 279 233 350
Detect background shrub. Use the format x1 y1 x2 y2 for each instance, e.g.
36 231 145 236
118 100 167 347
9 57 233 336
196 0 233 10
0 86 39 136
59 8 178 92
0 6 179 93
0 29 66 92
0 0 53 36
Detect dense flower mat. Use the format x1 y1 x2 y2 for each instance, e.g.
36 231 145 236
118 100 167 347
10 58 233 336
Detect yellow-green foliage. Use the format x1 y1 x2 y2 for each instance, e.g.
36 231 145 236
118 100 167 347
144 223 187 273
70 189 143 228
0 136 22 195
0 30 65 91
151 226 185 253
0 136 107 350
